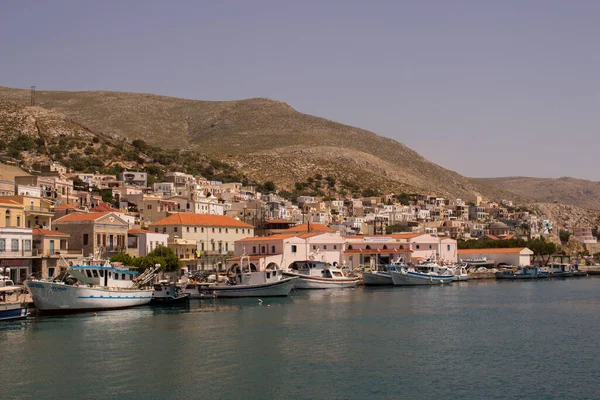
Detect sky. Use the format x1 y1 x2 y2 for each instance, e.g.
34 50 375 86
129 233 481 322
2 0 599 180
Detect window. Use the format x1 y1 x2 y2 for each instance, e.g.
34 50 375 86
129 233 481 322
83 234 89 246
11 239 18 251
261 246 266 254
447 245 451 251
212 228 215 233
99 269 104 278
114 273 118 280
122 274 126 280
0 239 4 251
201 228 204 233
236 229 239 234
24 240 31 251
16 216 20 227
429 245 432 249
187 227 190 232
147 204 152 210
225 228 228 233
416 245 420 249
155 228 158 233
252 246 257 254
323 245 327 250
85 270 92 278
194 227 197 233
312 245 317 250
163 228 167 233
174 227 178 233
291 245 297 253
201 242 205 251
334 245 337 250
92 269 99 278
226 243 229 252
271 246 275 253
5 210 10 227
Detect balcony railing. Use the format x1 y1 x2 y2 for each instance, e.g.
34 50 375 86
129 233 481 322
0 249 36 257
27 205 53 212
38 249 84 257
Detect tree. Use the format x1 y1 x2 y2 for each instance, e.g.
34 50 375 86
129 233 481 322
263 181 276 193
143 245 182 272
559 230 571 243
132 139 147 151
109 252 135 266
99 188 114 204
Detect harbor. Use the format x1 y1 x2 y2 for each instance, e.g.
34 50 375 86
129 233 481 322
3 277 600 400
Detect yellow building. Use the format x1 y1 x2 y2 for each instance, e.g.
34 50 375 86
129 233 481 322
0 198 34 283
2 195 53 229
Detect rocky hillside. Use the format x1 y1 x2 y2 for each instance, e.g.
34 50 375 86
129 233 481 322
528 203 600 231
0 86 520 201
474 177 600 211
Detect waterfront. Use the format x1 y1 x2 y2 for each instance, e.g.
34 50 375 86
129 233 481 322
2 279 600 399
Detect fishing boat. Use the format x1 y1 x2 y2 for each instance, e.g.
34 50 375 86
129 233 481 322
363 258 407 286
25 259 158 313
540 263 574 278
151 284 190 304
0 275 29 321
495 266 540 280
184 258 297 298
448 264 470 281
390 263 455 286
284 261 359 289
571 265 588 277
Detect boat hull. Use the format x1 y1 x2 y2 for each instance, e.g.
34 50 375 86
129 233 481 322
25 281 153 313
150 294 191 305
0 303 28 321
362 272 393 286
283 272 359 289
391 271 454 286
452 274 470 282
203 277 298 298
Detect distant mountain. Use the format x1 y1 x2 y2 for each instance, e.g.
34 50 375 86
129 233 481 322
473 177 600 210
0 85 519 201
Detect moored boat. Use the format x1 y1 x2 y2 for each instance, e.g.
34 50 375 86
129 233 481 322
0 284 29 321
540 263 574 278
363 258 407 286
448 264 470 281
151 284 190 304
390 264 454 286
495 266 540 280
283 261 359 289
25 259 157 313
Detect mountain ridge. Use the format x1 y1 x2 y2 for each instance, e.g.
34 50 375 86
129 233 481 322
0 85 521 202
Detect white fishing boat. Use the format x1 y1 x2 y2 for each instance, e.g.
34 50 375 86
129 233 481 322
151 284 190 304
283 261 359 289
25 259 158 313
390 263 454 286
184 261 297 298
448 264 470 281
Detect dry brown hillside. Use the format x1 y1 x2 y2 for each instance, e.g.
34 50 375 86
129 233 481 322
474 177 600 210
0 86 521 200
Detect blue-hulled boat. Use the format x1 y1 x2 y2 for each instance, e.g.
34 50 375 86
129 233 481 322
495 266 540 280
0 285 29 321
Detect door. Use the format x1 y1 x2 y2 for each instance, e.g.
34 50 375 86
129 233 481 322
109 235 114 250
49 240 55 255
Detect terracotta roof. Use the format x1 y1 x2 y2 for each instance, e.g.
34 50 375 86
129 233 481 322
458 248 531 254
282 223 334 233
481 234 500 240
90 202 121 213
344 249 413 254
504 234 516 240
54 204 76 210
150 213 253 228
238 234 299 242
54 212 112 223
128 228 151 234
389 233 424 239
32 228 70 237
265 219 294 224
0 199 22 206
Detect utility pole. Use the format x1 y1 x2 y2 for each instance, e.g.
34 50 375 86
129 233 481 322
30 86 36 106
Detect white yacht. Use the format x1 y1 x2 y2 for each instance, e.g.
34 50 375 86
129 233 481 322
25 259 156 313
390 263 455 286
283 261 359 289
448 264 470 281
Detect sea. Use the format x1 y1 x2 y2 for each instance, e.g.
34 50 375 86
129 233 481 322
2 278 600 400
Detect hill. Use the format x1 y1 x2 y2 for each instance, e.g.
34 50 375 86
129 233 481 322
0 85 520 201
473 177 600 211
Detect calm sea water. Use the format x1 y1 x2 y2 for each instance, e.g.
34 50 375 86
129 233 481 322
2 278 600 400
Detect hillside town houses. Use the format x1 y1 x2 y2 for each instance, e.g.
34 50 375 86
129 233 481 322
0 161 596 282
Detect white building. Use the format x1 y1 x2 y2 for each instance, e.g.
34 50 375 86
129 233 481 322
457 248 534 266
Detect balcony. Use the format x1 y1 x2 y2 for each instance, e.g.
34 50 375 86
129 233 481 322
0 249 36 258
38 248 84 257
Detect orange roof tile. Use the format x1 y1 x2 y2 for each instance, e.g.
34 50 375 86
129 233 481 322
389 233 424 239
458 248 530 254
282 223 334 233
32 228 70 237
238 234 299 242
150 213 253 228
90 202 121 213
0 199 22 206
128 228 151 234
265 219 294 224
344 249 412 254
54 212 112 223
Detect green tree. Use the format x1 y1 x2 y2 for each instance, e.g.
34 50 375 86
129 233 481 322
99 188 114 204
144 245 182 272
109 252 135 266
263 181 276 193
559 230 571 243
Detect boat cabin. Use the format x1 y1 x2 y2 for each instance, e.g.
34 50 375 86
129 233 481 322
66 264 138 288
545 263 573 273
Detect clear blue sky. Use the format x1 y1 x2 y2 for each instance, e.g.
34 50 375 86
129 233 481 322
2 0 599 180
